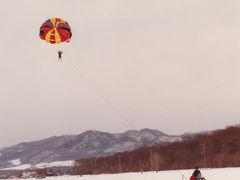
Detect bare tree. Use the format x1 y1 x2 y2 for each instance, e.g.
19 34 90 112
150 152 164 172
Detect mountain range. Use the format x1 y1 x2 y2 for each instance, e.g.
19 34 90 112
0 129 197 170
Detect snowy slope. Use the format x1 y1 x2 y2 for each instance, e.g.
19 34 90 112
1 160 74 170
0 129 184 169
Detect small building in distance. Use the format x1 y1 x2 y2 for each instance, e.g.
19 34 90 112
36 168 48 178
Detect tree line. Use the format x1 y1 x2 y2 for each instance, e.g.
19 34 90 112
73 125 240 175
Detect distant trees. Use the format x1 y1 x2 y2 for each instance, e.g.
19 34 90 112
73 125 240 175
149 151 164 172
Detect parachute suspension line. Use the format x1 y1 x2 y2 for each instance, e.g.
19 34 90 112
65 59 137 130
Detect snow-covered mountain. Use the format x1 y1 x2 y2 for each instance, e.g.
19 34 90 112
0 129 183 170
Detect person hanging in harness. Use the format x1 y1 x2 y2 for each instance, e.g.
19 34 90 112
58 50 63 61
190 166 206 180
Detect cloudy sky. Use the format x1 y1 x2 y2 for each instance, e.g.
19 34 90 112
1 0 240 148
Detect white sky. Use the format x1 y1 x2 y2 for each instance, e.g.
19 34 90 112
0 0 240 148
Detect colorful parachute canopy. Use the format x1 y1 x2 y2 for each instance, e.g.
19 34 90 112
39 18 72 44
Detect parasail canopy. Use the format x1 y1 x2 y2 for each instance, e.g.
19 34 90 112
39 18 72 44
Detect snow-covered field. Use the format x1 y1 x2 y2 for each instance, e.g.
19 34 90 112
1 160 74 170
9 167 240 180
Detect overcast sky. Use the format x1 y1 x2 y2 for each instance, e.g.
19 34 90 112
0 0 240 148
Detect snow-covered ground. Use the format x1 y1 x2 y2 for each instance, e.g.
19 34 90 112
9 159 21 166
1 161 74 170
9 167 240 180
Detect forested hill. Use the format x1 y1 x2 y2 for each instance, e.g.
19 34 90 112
74 125 240 175
0 129 183 169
